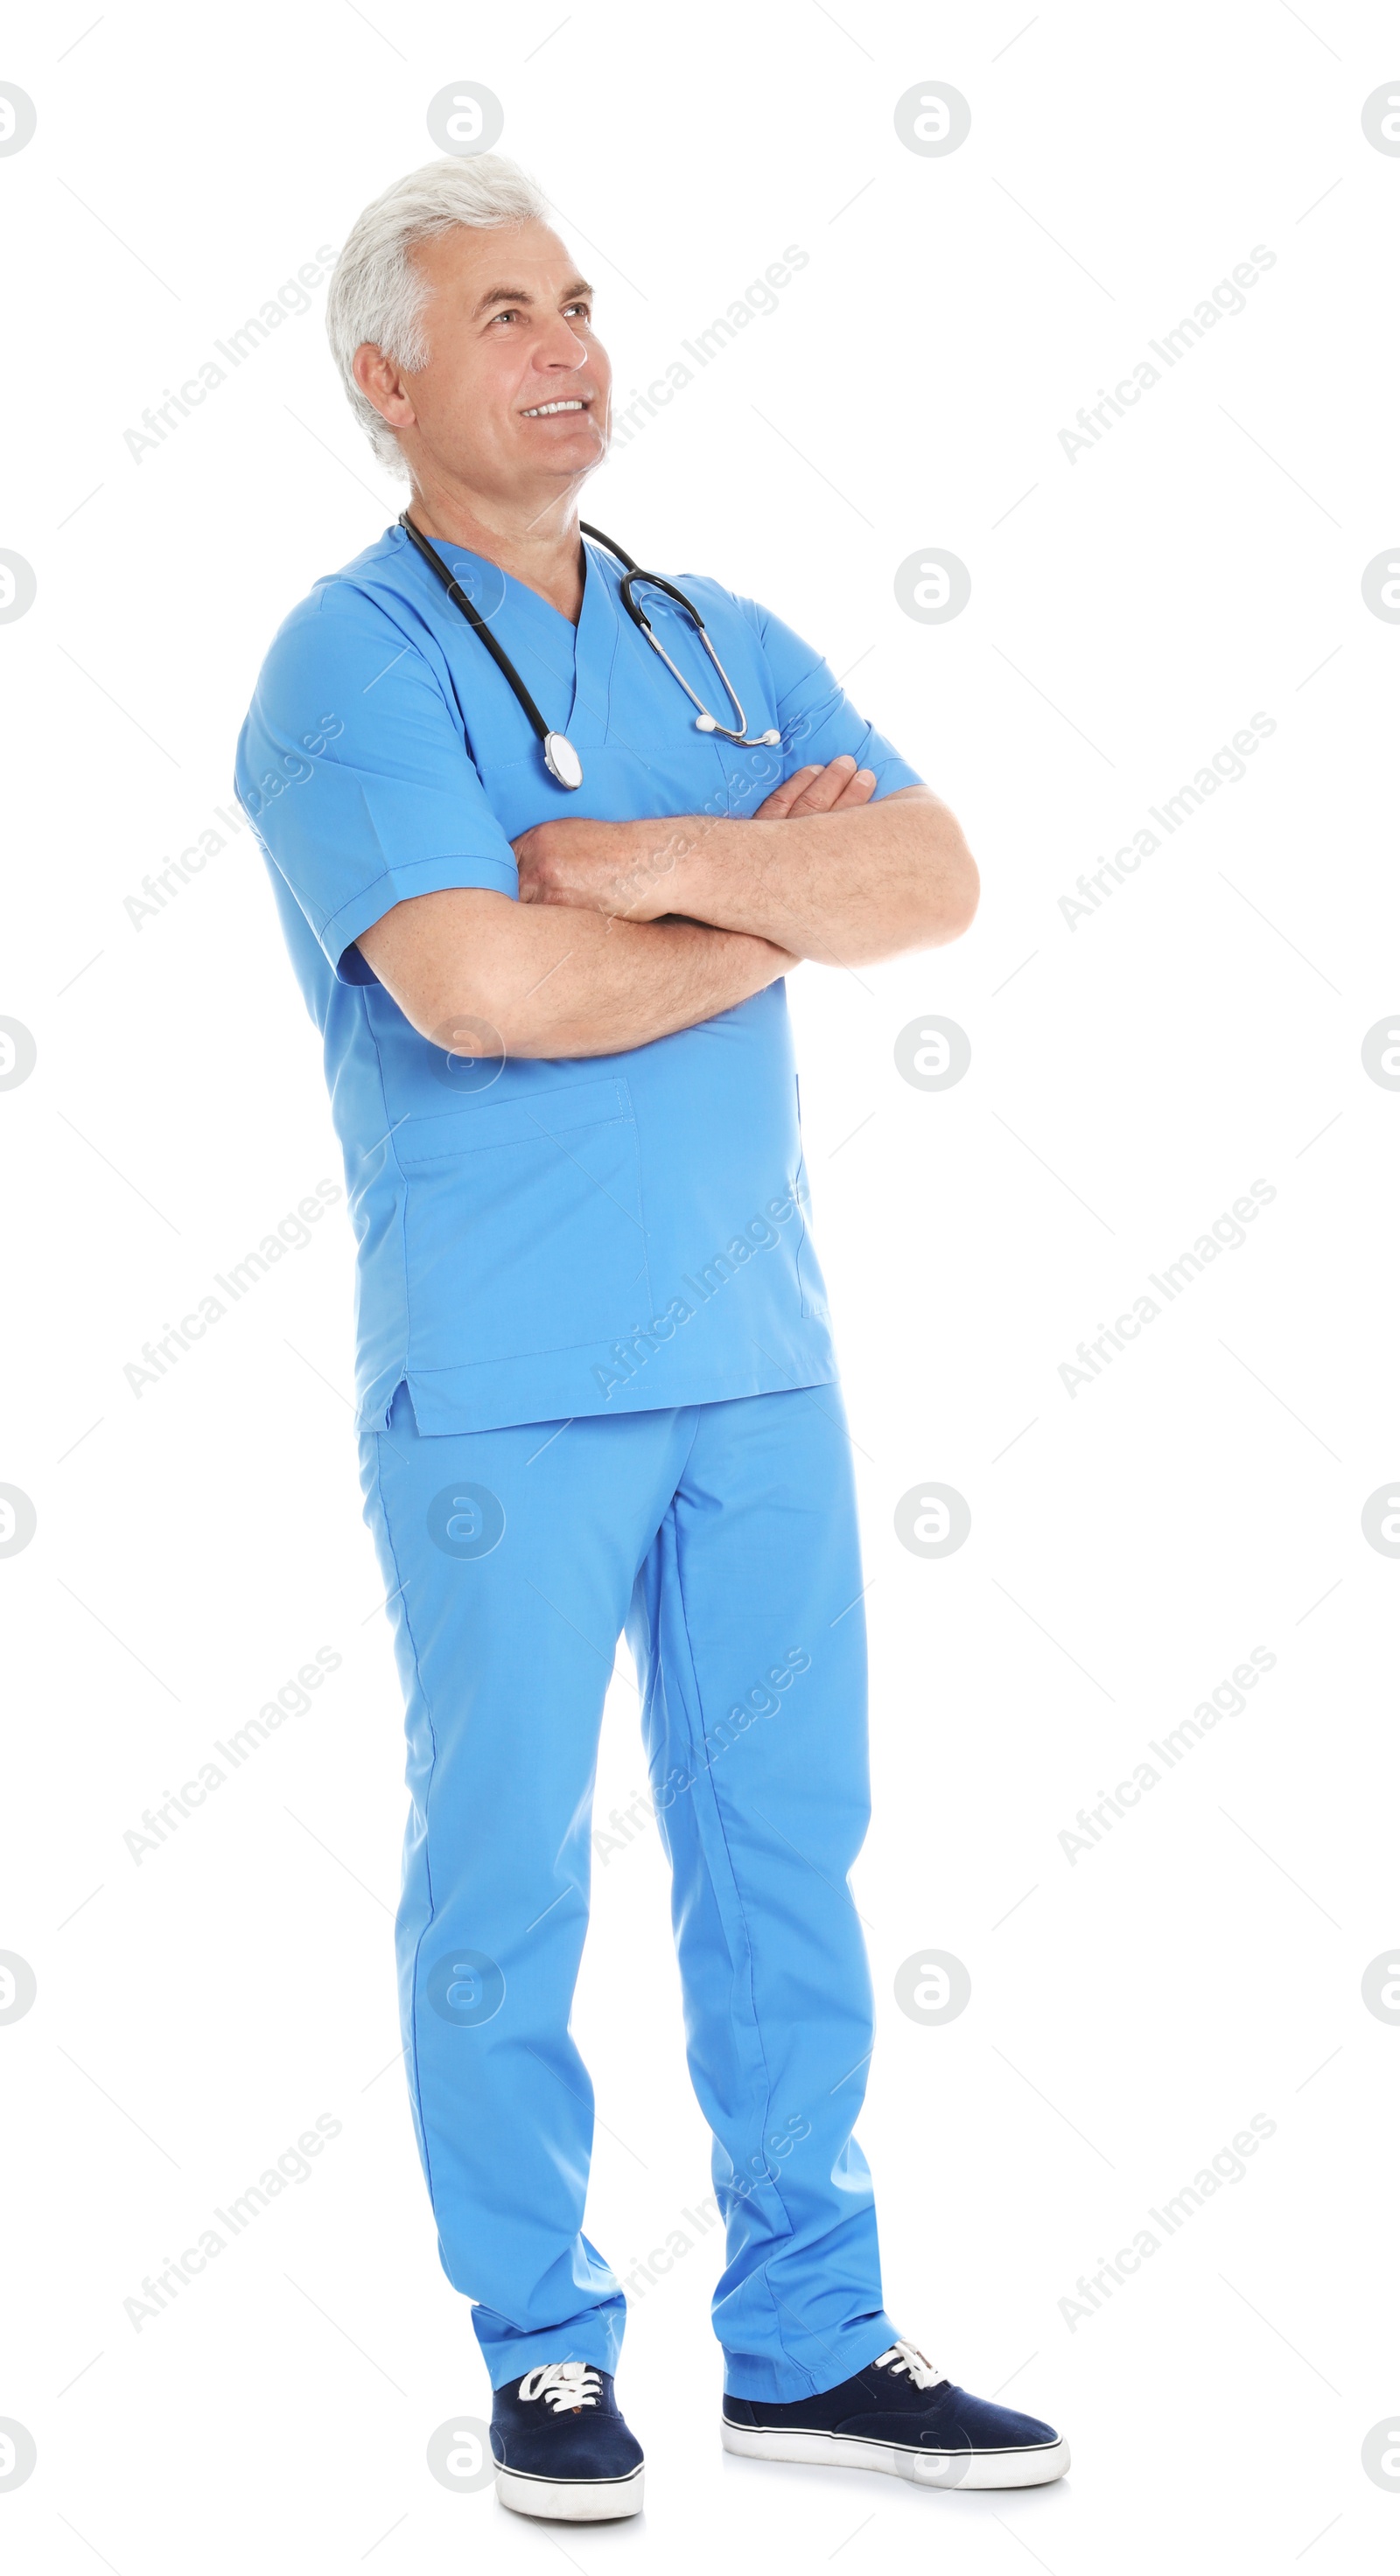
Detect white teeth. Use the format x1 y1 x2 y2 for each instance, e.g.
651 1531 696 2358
522 399 586 416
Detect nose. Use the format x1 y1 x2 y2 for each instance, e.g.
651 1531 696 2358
535 311 590 373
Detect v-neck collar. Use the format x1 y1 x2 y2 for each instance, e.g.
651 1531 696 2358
489 534 620 746
397 524 619 746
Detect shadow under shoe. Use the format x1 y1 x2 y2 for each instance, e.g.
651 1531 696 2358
722 2339 1069 2491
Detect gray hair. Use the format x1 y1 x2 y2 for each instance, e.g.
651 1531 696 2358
326 155 552 476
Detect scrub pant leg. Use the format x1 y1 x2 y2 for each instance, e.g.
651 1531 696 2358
359 1379 899 2400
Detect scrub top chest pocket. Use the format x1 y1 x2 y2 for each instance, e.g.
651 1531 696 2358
395 1078 653 1372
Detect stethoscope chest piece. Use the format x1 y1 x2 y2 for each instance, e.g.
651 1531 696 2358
543 730 584 790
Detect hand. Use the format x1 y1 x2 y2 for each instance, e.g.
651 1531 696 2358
512 757 878 922
752 753 877 820
513 814 678 918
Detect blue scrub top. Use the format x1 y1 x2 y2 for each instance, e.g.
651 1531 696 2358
234 523 923 1435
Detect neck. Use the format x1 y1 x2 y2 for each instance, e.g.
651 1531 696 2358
403 471 586 623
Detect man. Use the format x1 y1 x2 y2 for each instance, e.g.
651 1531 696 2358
235 154 1068 2521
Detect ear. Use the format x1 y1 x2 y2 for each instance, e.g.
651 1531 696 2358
353 341 417 431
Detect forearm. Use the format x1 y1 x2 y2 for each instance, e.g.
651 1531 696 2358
355 887 793 1060
517 784 980 967
651 790 978 965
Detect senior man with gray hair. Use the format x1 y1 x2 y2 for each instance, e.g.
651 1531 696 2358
234 154 1068 2522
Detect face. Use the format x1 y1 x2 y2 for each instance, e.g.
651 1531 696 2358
354 219 611 512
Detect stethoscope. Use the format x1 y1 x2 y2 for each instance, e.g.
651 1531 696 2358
398 510 780 789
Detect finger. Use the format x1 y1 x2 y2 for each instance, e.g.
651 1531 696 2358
753 764 821 820
829 764 877 809
783 755 861 817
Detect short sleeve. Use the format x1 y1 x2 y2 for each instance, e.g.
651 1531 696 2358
234 582 521 984
741 597 925 799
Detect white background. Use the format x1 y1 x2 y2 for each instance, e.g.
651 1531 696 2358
3 2 1398 2567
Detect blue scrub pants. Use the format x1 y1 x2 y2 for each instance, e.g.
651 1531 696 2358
358 1379 900 2398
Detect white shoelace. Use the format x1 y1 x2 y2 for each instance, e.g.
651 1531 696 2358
518 2362 603 2412
874 2339 949 2391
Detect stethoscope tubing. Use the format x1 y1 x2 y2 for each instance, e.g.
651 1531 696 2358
398 511 550 748
398 510 779 786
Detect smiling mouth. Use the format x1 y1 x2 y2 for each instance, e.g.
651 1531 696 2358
520 397 592 419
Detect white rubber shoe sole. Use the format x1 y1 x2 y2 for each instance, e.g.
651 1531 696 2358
721 2418 1069 2490
496 2462 644 2520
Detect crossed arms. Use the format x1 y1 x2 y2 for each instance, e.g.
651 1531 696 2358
356 755 979 1061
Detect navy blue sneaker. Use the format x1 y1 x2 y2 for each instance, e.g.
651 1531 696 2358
722 2339 1068 2489
491 2362 644 2520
